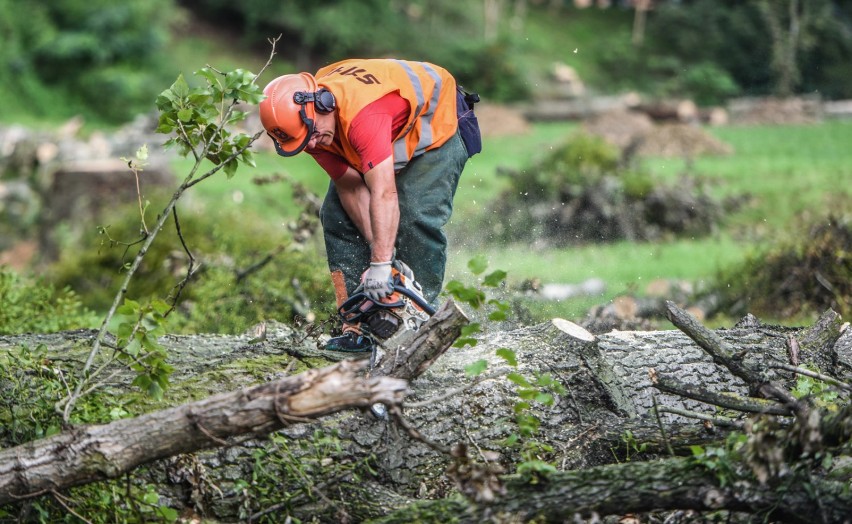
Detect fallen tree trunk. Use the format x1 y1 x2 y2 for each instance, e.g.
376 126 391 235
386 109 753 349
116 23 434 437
375 455 852 524
0 301 469 506
1 302 848 521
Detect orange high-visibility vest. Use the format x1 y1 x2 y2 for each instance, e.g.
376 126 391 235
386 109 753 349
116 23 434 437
315 59 458 173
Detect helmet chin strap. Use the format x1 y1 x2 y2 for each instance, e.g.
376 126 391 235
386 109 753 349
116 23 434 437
270 103 315 157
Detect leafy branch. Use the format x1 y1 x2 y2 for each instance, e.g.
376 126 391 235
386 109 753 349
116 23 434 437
445 256 564 478
59 37 280 422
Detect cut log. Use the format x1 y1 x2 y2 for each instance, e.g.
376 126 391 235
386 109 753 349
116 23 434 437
634 99 698 122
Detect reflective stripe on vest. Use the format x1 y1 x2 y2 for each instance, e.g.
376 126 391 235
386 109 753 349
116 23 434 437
392 60 444 171
314 59 458 174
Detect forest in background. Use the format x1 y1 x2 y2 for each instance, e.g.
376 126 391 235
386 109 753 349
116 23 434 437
2 0 852 125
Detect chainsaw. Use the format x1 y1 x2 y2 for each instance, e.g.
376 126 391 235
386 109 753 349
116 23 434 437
338 266 433 420
337 267 435 341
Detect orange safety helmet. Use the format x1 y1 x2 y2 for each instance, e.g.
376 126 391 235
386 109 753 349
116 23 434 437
260 72 323 157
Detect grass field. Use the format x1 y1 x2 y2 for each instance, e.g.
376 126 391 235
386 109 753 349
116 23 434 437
175 118 851 326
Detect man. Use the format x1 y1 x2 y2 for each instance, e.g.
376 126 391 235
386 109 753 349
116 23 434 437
259 58 480 352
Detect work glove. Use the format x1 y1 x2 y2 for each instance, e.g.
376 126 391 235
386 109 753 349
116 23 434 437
363 261 394 302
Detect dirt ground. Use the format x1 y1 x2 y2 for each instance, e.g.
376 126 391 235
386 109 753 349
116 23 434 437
727 96 823 125
583 109 734 157
475 103 532 137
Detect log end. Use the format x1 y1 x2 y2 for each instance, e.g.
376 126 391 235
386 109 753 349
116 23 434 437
552 318 596 342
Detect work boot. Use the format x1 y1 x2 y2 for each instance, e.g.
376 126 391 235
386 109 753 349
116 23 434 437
325 330 374 353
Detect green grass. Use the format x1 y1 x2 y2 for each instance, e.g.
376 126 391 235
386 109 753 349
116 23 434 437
444 119 852 325
453 122 580 218
445 233 746 320
172 150 329 223
170 118 852 326
644 120 852 227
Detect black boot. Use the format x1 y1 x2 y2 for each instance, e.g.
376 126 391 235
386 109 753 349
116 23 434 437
325 331 374 353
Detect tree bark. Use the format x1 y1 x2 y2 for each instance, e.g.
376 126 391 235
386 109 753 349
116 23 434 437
375 457 852 524
0 360 407 505
1 305 848 521
0 301 468 506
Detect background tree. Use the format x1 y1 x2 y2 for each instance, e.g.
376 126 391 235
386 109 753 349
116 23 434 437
0 0 174 123
758 0 810 97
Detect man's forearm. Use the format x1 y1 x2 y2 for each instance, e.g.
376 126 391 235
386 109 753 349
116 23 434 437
364 157 400 263
369 190 399 262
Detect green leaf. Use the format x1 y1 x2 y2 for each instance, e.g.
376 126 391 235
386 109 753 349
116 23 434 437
518 388 537 400
507 372 532 388
467 255 488 275
156 90 178 107
689 445 706 457
171 74 190 99
496 348 517 367
535 392 554 405
453 324 481 348
151 299 171 316
517 460 557 476
135 144 148 162
157 506 179 522
117 299 140 315
140 333 165 353
109 407 129 420
488 309 508 321
155 121 175 135
513 401 531 414
240 149 256 168
483 270 507 287
177 108 193 122
502 433 520 447
444 280 486 308
460 323 481 337
453 337 478 348
465 359 488 377
132 374 152 390
143 491 159 505
188 90 211 104
124 337 141 357
147 380 165 401
115 321 133 341
537 374 562 388
195 67 220 86
224 159 238 179
244 88 266 106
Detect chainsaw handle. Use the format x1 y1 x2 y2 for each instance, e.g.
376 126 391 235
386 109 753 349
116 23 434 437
393 285 436 315
337 284 434 324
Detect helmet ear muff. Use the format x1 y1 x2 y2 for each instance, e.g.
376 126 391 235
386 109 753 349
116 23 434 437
315 88 336 114
293 88 336 114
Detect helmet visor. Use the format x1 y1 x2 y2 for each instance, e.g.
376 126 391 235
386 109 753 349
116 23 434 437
268 109 314 157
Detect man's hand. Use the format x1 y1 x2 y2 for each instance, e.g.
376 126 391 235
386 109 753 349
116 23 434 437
363 261 394 301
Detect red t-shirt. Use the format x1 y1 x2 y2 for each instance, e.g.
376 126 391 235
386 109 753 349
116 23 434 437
308 92 410 180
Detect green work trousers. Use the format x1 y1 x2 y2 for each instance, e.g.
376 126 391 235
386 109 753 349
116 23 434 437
320 130 468 305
